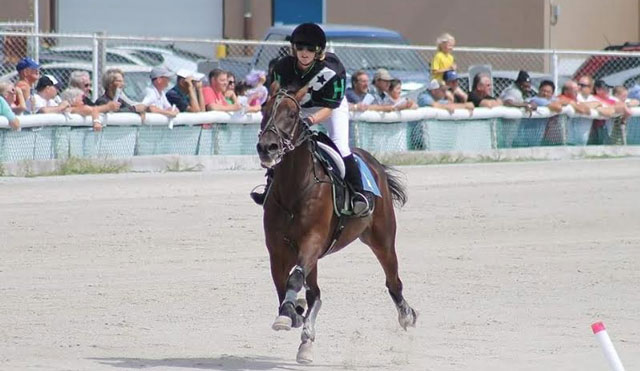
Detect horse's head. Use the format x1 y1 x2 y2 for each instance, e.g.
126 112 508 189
256 84 310 168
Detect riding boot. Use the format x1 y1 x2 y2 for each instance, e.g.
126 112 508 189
250 168 274 205
343 154 369 216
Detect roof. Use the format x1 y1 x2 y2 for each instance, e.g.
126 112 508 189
267 23 405 41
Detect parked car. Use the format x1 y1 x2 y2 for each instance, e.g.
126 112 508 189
111 45 201 72
573 42 640 84
39 46 149 66
217 24 430 97
0 62 152 102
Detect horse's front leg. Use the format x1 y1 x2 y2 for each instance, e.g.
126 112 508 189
272 265 306 331
297 266 321 364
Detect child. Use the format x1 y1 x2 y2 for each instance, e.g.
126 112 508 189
234 80 261 113
245 69 268 106
431 33 457 83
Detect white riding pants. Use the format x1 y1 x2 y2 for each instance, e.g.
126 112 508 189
300 97 351 156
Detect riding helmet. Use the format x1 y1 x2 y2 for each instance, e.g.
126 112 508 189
290 23 326 50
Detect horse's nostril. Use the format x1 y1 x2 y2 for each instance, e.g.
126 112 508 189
268 143 279 153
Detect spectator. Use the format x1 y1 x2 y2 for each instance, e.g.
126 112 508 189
576 75 603 109
31 75 70 114
557 80 592 114
68 70 120 113
60 87 102 131
344 70 392 112
383 79 417 109
346 70 373 106
141 67 179 117
418 79 473 113
431 33 456 83
0 81 26 115
224 72 238 105
203 68 240 111
246 70 268 106
372 68 394 104
468 73 502 108
95 68 146 115
166 69 205 112
500 70 536 112
15 57 40 113
613 85 640 107
593 79 629 117
443 70 468 103
526 80 563 113
0 95 20 130
234 80 261 113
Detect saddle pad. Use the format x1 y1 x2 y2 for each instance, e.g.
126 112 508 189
354 154 382 197
316 142 345 179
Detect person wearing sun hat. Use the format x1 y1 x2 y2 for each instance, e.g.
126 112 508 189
141 67 179 117
31 74 70 114
15 57 40 112
166 68 205 112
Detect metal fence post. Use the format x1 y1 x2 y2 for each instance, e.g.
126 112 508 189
551 51 558 94
92 32 106 102
33 0 39 63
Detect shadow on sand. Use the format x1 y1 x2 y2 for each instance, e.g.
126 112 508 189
89 354 337 370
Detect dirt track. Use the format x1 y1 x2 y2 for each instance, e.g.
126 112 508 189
1 158 639 371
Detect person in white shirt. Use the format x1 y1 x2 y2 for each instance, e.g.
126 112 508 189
31 75 70 114
141 67 179 117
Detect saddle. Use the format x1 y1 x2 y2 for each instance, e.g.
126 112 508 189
310 132 381 217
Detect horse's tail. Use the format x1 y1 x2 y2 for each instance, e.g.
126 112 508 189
382 164 408 208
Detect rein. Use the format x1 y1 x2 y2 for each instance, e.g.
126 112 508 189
259 90 313 161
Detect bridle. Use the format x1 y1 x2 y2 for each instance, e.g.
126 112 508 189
258 89 313 163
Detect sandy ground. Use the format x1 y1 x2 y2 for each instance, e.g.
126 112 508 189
1 158 639 371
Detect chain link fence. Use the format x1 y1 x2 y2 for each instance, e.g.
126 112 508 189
3 30 640 99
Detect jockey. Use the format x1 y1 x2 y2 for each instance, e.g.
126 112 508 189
250 22 369 216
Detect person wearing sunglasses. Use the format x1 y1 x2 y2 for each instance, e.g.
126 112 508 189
69 70 121 113
0 81 27 115
250 22 369 216
0 82 21 130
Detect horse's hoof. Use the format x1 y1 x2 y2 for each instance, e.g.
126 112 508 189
272 315 292 331
296 341 313 364
399 308 418 330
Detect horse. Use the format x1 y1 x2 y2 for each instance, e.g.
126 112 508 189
255 86 417 364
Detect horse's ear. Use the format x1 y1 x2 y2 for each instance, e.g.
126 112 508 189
269 81 280 95
294 85 309 103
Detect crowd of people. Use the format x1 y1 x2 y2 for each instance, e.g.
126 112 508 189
0 56 270 131
2 32 640 140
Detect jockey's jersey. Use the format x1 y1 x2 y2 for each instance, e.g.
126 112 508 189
271 53 347 109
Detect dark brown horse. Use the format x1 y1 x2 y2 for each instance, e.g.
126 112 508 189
256 87 417 364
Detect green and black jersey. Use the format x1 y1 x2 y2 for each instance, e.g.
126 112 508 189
271 53 347 109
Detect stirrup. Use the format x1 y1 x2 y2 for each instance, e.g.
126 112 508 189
250 184 267 205
351 192 370 217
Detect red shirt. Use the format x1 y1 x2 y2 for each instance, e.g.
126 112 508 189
203 86 227 107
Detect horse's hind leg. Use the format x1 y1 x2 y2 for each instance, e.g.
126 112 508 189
297 266 321 364
363 226 417 330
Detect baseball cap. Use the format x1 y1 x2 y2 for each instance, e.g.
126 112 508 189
176 68 204 81
516 70 531 83
443 70 458 82
35 74 62 91
16 57 40 71
428 79 443 90
150 67 174 79
374 68 393 81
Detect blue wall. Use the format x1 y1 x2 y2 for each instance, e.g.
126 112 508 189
272 0 324 25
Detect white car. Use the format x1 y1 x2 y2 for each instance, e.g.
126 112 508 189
39 46 149 66
0 62 153 102
111 45 200 72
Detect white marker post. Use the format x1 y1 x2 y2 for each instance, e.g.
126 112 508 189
592 322 625 371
